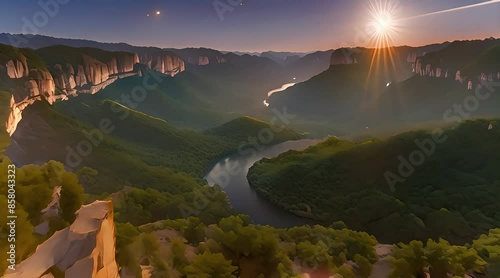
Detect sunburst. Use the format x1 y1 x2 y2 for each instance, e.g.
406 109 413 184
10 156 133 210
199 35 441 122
360 0 404 116
367 0 401 48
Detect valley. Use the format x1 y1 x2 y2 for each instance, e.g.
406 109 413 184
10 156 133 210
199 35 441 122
0 14 499 277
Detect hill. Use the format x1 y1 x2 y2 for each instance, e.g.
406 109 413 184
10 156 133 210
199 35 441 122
204 116 302 143
6 91 302 194
248 119 500 244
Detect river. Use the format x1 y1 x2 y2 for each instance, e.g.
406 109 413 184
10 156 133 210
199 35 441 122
205 139 320 228
263 82 295 107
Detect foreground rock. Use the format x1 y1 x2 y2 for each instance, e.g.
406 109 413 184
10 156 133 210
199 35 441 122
3 201 118 278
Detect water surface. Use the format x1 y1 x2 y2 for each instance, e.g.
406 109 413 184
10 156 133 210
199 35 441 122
205 139 320 228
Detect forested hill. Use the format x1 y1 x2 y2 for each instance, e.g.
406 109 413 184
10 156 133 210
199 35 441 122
6 91 302 195
248 119 500 244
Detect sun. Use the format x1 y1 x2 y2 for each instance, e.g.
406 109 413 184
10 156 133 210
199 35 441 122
367 0 401 45
364 0 403 89
374 14 393 36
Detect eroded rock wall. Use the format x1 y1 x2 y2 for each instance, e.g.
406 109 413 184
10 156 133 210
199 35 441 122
4 201 119 278
1 45 185 136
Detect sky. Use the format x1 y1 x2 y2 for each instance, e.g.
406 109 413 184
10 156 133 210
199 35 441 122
0 0 499 52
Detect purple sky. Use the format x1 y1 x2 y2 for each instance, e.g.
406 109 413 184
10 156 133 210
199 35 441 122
1 0 499 52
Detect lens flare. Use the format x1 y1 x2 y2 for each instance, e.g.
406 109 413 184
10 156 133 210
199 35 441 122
374 14 393 36
367 0 401 47
364 0 403 101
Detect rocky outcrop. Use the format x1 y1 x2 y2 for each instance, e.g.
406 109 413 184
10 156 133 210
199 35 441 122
330 48 359 65
138 53 185 77
413 59 499 90
1 44 187 136
50 52 140 95
25 70 57 102
5 59 29 79
4 200 119 278
169 48 228 66
185 54 227 65
3 59 59 135
197 56 209 66
34 186 62 236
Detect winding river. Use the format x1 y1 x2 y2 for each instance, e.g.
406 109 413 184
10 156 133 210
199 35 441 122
205 139 320 228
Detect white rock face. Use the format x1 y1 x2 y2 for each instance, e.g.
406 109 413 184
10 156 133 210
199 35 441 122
6 59 29 79
5 67 57 135
140 53 185 77
198 56 209 66
2 46 186 136
4 200 119 278
415 58 422 75
407 52 417 63
436 68 442 78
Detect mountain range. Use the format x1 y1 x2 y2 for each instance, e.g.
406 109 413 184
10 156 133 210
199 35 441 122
1 33 500 278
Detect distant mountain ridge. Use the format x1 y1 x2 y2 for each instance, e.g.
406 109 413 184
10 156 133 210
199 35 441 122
267 38 500 135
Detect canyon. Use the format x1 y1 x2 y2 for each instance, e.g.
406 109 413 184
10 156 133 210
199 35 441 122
0 44 186 135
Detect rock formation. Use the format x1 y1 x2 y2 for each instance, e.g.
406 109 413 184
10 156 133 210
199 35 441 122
198 56 209 66
4 200 119 278
1 44 186 136
5 58 28 79
169 47 228 66
138 52 185 76
330 48 359 65
34 186 62 236
47 51 141 95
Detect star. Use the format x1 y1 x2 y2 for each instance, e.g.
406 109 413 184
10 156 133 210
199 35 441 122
156 11 161 15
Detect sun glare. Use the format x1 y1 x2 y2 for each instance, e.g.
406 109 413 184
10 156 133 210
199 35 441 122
367 0 401 47
374 14 393 36
364 1 403 97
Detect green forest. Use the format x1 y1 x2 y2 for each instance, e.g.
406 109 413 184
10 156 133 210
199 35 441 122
1 159 499 277
10 95 301 195
248 119 500 245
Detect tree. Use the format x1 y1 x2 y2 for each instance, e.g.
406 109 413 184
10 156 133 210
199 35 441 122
184 251 237 278
354 254 373 278
426 239 485 277
389 239 486 278
60 172 84 223
388 241 428 278
473 228 500 277
170 238 189 272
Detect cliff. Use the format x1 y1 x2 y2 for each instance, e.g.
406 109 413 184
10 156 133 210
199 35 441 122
138 51 185 76
3 200 119 278
0 44 186 135
168 47 228 66
330 48 361 65
412 39 500 89
328 41 499 91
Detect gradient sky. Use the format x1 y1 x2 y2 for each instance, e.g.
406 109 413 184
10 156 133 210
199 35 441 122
1 0 499 52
